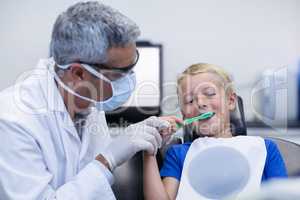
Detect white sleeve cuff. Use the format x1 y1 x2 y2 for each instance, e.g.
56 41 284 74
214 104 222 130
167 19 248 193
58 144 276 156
92 160 115 185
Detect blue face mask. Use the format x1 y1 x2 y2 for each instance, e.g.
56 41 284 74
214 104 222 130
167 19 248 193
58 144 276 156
51 61 136 111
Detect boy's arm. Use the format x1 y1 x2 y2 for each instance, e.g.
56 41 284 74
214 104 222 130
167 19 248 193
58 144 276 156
162 177 180 200
143 115 182 200
143 154 179 200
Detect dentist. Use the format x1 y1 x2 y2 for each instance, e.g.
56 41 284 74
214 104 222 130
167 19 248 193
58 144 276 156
0 1 172 200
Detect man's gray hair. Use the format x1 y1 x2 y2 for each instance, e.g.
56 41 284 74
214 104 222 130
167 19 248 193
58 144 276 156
50 1 140 65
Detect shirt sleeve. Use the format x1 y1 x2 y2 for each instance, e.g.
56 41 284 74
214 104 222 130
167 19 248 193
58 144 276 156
263 139 288 180
160 146 182 181
0 120 116 200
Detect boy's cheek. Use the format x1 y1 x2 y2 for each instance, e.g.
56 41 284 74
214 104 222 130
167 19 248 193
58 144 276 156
183 107 199 118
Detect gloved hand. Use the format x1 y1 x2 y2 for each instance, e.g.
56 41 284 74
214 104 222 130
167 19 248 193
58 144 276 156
101 116 170 171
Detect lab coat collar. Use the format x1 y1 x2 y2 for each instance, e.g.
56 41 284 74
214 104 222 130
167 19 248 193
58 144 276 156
36 58 110 143
37 58 69 113
34 58 78 138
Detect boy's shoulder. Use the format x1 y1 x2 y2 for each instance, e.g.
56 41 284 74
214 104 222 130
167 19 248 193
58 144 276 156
263 138 278 151
167 142 192 156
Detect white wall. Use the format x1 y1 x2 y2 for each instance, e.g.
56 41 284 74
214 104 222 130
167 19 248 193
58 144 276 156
0 0 299 121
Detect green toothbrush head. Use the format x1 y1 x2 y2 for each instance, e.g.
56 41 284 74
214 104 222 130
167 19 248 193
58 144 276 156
176 111 215 129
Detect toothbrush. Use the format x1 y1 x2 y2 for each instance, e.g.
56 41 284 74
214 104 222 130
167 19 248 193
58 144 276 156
176 111 215 128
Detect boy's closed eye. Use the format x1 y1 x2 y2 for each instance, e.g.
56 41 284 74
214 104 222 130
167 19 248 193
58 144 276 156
203 87 216 97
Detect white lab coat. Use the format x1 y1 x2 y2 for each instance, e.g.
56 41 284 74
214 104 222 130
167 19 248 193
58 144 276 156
0 59 116 200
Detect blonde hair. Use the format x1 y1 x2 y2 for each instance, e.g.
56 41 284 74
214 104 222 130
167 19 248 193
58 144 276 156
177 63 235 94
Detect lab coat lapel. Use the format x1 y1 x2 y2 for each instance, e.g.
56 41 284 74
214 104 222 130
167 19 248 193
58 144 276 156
61 112 81 142
79 108 112 166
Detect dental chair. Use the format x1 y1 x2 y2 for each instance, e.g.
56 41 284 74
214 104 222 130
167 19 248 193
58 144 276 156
112 152 144 200
265 137 300 177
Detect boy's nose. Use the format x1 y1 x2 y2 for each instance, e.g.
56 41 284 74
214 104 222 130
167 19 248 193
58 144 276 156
196 95 208 110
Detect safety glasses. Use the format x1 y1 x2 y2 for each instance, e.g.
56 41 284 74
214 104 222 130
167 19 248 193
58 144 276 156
81 49 139 81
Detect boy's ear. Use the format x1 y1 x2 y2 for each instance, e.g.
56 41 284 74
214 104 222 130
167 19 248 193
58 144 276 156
227 92 237 111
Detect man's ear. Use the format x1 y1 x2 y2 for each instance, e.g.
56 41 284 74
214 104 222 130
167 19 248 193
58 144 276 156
69 63 85 81
227 92 237 111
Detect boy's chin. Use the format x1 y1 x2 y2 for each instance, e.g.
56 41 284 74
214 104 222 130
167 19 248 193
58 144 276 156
196 131 217 137
190 127 216 138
